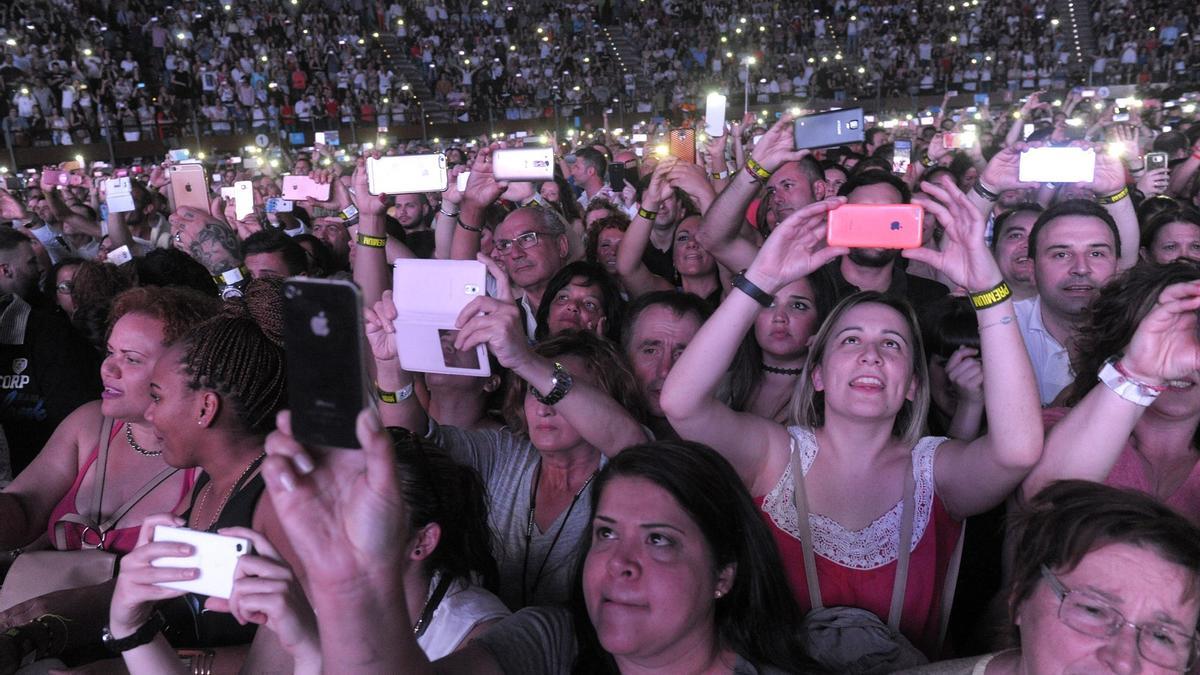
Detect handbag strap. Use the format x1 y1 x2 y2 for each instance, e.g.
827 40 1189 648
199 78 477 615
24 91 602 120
790 431 917 631
937 518 967 650
53 419 180 550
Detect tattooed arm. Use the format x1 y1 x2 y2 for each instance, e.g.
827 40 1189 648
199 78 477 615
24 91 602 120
168 206 242 274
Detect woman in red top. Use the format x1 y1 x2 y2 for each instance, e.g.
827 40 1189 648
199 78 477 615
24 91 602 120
661 170 1043 659
0 287 218 557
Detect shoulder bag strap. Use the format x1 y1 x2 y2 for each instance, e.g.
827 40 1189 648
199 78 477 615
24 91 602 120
789 433 824 610
90 417 116 521
886 453 917 630
936 517 967 651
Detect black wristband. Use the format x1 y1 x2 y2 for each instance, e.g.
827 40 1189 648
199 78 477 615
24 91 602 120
731 271 773 307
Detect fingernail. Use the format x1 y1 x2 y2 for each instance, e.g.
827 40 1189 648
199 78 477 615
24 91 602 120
279 471 296 492
294 453 315 475
364 411 382 433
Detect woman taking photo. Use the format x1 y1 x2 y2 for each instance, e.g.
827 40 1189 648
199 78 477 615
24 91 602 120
901 480 1200 674
1023 261 1200 523
260 408 815 674
367 258 648 609
661 176 1043 661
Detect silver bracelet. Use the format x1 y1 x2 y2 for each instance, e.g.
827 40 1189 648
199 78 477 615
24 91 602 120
438 206 459 218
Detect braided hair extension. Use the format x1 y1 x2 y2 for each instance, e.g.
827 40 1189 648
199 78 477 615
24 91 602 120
181 277 288 435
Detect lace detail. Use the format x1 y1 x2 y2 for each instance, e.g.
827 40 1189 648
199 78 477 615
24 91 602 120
760 426 946 570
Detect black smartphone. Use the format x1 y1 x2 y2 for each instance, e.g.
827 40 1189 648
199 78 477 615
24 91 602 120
793 108 865 149
1146 152 1168 172
607 163 626 191
282 278 368 449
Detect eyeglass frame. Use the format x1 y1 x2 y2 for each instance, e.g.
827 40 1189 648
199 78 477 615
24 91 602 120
1040 564 1200 670
493 230 556 256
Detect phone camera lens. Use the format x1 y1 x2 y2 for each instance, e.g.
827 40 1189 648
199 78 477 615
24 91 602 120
284 284 298 299
236 544 244 552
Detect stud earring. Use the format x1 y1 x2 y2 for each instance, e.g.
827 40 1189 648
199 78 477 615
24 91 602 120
414 547 423 556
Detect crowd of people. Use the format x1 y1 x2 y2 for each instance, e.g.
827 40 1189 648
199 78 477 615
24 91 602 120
1 0 1200 673
4 0 1200 146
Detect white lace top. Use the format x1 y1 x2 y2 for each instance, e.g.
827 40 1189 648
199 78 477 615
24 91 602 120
759 426 947 571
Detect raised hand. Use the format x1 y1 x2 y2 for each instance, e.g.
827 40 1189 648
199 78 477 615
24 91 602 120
169 206 242 274
109 514 194 637
745 196 848 293
749 113 811 173
1120 280 1200 386
945 347 985 403
452 254 531 370
462 143 509 209
0 189 28 221
905 174 1002 293
1078 142 1128 195
364 290 400 363
980 142 1039 192
1137 167 1170 197
352 153 388 218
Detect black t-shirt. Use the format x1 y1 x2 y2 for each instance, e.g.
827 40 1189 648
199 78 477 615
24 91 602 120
0 299 101 474
642 243 676 284
818 258 949 311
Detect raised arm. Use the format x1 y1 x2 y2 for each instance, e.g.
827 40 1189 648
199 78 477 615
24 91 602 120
451 144 507 261
1168 136 1200 198
661 198 848 494
350 155 391 309
455 256 648 457
364 291 427 434
1023 280 1200 498
614 160 674 298
972 142 1039 218
434 165 467 259
903 175 1043 519
1079 144 1138 270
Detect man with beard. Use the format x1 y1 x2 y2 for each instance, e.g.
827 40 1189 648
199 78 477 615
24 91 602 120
819 172 949 306
1015 200 1122 405
990 204 1043 302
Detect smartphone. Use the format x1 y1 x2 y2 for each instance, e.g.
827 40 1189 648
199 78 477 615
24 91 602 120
668 128 697 163
392 260 491 378
1022 123 1035 140
1018 147 1096 183
315 131 340 146
281 175 331 201
456 170 470 193
168 164 209 213
3 176 23 191
632 133 648 143
167 148 191 162
107 244 134 266
282 278 368 449
492 147 555 181
1112 108 1130 123
793 108 865 149
265 197 294 213
105 177 136 213
827 204 925 249
946 90 959 98
243 157 260 170
974 93 990 106
892 139 912 174
151 526 253 600
41 170 84 187
944 132 977 149
1081 89 1096 98
233 180 254 220
219 186 237 200
367 154 448 195
705 93 727 137
607 163 626 191
1146 151 1168 172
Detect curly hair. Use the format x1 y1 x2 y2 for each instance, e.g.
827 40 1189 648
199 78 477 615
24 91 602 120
180 277 287 435
109 286 222 346
501 331 647 436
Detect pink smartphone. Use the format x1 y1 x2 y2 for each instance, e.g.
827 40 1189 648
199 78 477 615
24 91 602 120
827 204 925 249
281 175 331 202
41 170 84 187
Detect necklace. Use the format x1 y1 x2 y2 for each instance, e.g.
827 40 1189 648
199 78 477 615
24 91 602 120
125 424 163 457
195 452 266 532
761 363 804 376
521 460 597 606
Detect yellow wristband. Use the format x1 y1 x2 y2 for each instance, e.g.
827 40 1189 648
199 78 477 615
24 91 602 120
637 206 658 220
1095 186 1129 205
969 281 1012 310
356 233 387 249
745 157 773 181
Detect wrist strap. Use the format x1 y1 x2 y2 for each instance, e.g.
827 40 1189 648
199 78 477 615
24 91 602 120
636 206 658 220
745 157 772 182
1095 185 1129 205
920 153 936 168
969 280 1012 310
356 233 387 249
376 382 414 404
973 181 1000 202
457 215 482 232
731 271 773 307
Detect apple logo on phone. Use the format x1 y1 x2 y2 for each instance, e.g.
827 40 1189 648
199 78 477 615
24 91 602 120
890 221 901 231
311 311 330 337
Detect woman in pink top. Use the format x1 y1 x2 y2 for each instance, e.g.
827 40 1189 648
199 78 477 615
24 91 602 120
661 174 1043 661
1026 262 1200 523
0 287 218 557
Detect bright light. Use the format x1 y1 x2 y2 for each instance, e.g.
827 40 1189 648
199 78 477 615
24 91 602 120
83 48 93 56
74 155 84 164
654 144 669 155
176 32 186 40
197 152 206 160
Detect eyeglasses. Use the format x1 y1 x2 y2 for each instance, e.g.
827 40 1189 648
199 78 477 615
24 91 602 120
56 281 73 294
1041 565 1199 670
493 231 544 255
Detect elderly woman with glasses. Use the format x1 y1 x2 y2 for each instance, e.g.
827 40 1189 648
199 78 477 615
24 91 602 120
900 480 1200 674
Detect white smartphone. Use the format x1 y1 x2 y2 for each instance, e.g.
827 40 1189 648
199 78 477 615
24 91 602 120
366 154 447 195
234 181 254 220
392 259 491 378
492 147 555 182
1018 147 1096 183
107 244 134 266
151 526 253 600
705 93 727 137
632 133 648 143
105 177 136 214
457 170 470 193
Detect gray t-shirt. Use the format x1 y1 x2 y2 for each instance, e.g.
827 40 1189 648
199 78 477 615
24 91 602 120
475 607 792 674
430 423 603 610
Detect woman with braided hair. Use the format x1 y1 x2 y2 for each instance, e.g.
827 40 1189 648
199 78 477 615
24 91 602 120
106 276 302 672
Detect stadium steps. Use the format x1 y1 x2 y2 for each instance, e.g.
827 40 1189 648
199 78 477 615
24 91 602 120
1058 0 1097 65
604 30 651 105
376 34 453 124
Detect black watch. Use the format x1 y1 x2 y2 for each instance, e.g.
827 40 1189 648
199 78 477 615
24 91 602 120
101 611 166 653
531 362 574 406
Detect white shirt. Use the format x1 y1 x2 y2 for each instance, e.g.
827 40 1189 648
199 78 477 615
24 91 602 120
1014 296 1073 406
